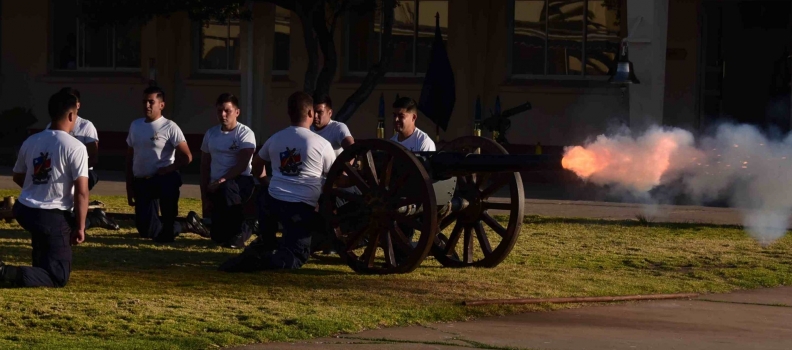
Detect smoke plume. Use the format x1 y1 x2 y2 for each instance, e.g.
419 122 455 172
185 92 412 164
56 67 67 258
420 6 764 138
562 124 792 244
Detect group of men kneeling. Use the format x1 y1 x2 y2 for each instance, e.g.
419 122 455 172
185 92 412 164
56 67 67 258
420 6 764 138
0 86 436 288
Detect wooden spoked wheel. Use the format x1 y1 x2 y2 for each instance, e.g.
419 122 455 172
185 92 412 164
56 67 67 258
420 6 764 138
320 139 438 274
432 136 524 268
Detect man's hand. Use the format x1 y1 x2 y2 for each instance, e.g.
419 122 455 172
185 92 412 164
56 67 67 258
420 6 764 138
157 164 177 175
208 178 226 193
126 184 136 207
71 228 85 245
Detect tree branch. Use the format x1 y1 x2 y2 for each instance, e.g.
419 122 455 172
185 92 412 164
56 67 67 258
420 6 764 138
295 0 322 94
334 0 396 123
313 3 339 98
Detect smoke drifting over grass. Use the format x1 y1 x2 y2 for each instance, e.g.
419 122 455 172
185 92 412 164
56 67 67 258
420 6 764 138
562 124 792 244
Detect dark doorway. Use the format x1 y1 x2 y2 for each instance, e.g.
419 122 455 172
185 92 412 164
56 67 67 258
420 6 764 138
700 1 792 136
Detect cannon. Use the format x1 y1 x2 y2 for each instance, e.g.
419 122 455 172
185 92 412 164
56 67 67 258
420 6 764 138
318 135 562 274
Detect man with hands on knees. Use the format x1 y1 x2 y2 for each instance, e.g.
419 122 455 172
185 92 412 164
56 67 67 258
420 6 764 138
187 93 257 249
0 91 88 288
125 86 202 243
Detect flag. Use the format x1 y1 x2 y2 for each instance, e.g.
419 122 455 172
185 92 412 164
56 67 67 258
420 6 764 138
418 12 455 132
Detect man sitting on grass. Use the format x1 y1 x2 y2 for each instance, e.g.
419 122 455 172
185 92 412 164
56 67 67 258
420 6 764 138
1 91 88 288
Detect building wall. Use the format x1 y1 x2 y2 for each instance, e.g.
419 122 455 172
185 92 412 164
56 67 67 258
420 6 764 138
663 0 701 132
0 0 693 155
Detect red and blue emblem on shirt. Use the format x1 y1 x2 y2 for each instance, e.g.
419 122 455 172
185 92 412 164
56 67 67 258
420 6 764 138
279 147 303 176
32 152 52 184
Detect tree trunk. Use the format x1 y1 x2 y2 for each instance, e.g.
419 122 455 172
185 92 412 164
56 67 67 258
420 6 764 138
296 1 321 95
334 0 396 124
313 4 338 99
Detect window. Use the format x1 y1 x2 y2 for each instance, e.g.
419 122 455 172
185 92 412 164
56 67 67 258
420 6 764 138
346 0 449 76
273 6 291 74
197 20 241 73
511 0 622 78
52 0 142 71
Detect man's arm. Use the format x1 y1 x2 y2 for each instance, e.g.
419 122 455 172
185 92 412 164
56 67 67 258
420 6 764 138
217 149 255 182
251 154 270 188
85 141 99 167
341 136 354 149
159 141 193 174
72 176 88 244
200 152 212 195
125 147 135 206
12 173 25 188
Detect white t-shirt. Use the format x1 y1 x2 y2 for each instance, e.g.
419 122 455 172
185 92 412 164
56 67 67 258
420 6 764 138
258 126 337 207
126 116 187 177
311 120 352 156
201 123 257 182
391 127 436 151
47 116 98 170
13 130 89 210
46 116 99 144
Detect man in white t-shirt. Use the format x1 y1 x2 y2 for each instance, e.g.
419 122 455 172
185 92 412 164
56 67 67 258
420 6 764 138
310 94 354 156
186 93 257 248
220 91 336 272
390 96 436 152
46 87 118 231
125 86 195 243
1 91 88 288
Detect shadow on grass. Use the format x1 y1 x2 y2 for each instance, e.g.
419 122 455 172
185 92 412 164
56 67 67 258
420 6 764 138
523 215 748 231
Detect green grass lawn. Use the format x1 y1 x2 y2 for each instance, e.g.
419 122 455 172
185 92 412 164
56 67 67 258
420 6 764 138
1 188 791 349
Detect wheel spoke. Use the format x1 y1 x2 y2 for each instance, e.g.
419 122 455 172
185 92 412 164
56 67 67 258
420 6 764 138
380 154 394 189
445 222 464 256
342 162 371 192
480 174 510 199
387 172 409 197
362 151 379 186
483 200 513 211
476 173 492 191
390 225 414 252
382 230 396 267
344 227 368 252
463 226 474 264
475 221 492 257
439 211 458 231
481 212 507 238
393 214 422 232
361 230 381 268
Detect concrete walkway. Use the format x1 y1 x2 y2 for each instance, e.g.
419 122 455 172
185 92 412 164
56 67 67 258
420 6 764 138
233 287 792 350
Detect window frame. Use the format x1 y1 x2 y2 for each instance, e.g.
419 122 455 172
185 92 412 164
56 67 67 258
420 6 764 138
344 0 449 78
50 1 142 73
194 20 242 75
272 6 291 76
508 0 622 81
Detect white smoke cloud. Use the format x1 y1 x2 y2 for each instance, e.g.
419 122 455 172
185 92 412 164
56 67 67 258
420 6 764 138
563 123 792 244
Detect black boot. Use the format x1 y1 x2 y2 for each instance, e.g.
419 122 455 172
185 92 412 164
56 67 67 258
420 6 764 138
86 209 119 230
183 211 210 238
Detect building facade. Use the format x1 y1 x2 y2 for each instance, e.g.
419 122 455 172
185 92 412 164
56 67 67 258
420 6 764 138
1 0 790 164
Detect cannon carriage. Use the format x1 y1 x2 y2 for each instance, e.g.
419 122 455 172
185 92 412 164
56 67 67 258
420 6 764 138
317 135 562 275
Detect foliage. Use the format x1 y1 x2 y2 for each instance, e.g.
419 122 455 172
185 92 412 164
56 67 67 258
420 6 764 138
1 189 791 349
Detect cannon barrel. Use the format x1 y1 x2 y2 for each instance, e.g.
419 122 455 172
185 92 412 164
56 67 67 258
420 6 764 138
414 151 563 177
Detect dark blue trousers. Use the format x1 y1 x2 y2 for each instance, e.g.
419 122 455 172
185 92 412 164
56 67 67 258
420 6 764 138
9 202 73 288
209 176 255 246
88 169 99 191
219 193 318 272
133 171 181 242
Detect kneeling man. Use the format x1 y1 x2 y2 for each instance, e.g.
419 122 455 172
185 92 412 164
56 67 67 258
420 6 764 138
220 91 336 271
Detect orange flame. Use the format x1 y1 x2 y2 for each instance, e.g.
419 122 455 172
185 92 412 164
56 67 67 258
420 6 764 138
561 129 696 192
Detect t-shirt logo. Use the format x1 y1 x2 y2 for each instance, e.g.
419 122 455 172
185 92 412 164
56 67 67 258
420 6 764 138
229 140 240 150
279 147 303 176
150 132 160 142
32 152 52 185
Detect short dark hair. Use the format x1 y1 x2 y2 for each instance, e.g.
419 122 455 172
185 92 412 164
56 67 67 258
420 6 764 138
48 92 78 121
393 96 417 114
216 93 239 109
144 86 165 101
58 87 81 102
313 94 332 109
288 91 314 124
